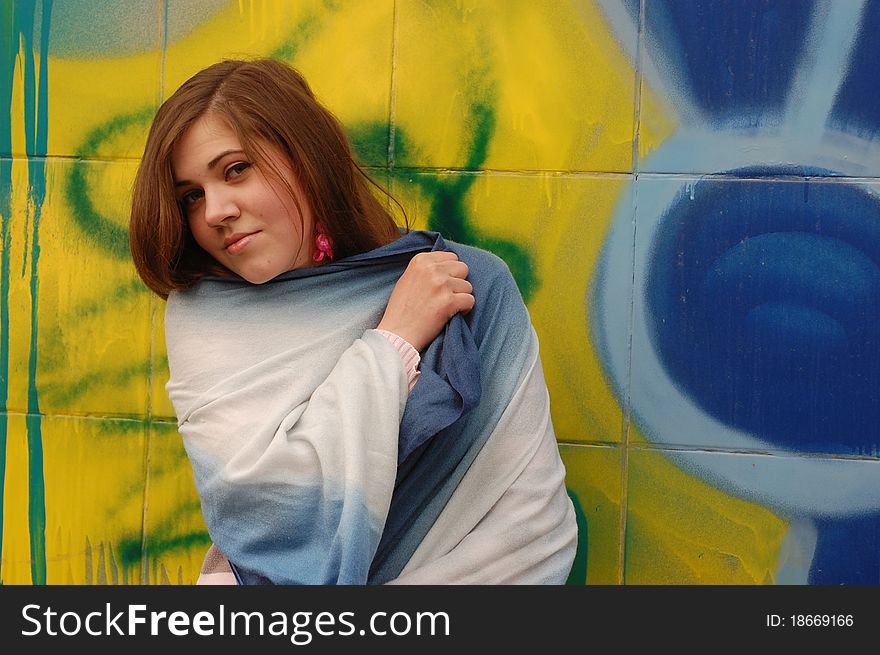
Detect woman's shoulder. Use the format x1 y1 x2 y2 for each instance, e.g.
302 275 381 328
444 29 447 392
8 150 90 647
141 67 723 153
165 283 206 315
443 239 519 294
440 237 531 332
164 278 236 328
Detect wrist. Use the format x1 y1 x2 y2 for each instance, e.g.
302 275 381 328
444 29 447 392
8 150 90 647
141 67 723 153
375 329 421 393
376 321 423 352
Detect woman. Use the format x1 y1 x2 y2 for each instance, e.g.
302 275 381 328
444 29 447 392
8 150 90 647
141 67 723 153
129 58 576 584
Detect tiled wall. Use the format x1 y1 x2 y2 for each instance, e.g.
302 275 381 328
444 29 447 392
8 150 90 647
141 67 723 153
1 0 878 585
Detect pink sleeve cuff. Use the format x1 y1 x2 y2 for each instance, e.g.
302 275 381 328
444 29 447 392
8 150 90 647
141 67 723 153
375 329 421 393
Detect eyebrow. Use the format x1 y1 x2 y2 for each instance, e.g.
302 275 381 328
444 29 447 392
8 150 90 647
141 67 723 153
174 149 246 187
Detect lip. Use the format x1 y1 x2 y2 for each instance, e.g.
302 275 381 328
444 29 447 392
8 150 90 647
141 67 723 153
224 231 259 254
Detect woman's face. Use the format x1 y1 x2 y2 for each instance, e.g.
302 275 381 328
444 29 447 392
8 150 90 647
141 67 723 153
171 112 315 284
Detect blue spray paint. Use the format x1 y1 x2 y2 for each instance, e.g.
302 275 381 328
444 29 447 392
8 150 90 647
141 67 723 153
647 168 880 455
810 512 880 583
831 1 880 134
645 167 880 583
647 0 813 127
598 0 880 583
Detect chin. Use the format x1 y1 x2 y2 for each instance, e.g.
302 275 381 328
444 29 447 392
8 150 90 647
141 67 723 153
236 268 282 285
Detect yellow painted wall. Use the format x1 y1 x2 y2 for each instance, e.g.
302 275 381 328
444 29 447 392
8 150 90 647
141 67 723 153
1 0 815 585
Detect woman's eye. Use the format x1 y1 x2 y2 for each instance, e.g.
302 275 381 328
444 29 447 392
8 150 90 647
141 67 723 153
225 162 251 179
179 189 203 209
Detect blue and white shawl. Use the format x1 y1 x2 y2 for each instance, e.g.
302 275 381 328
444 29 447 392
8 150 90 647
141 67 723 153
164 230 576 584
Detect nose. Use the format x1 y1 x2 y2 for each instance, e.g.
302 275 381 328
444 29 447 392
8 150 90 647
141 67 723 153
203 185 239 227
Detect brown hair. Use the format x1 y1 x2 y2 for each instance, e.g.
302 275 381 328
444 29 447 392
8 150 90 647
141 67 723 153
129 58 405 298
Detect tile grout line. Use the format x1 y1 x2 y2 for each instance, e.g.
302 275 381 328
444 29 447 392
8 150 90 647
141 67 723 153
616 0 648 586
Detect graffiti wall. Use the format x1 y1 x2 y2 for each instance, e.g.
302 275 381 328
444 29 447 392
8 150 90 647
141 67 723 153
1 0 878 585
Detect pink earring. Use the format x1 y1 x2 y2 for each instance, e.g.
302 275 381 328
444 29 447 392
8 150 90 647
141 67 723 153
312 223 334 262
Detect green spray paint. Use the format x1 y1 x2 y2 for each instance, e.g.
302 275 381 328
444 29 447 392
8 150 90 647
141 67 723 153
66 107 156 259
270 10 322 63
116 529 210 569
0 0 54 585
347 121 391 170
565 488 589 585
39 360 150 407
73 279 147 320
270 8 535 292
391 102 539 302
0 0 16 584
15 0 53 586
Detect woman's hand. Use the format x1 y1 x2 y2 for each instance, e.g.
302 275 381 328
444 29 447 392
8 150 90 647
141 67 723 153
377 251 475 352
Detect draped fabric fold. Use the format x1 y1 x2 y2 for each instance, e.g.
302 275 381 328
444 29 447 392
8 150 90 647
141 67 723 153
165 230 577 584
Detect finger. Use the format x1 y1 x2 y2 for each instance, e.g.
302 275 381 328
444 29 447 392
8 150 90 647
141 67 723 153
416 251 459 264
446 277 473 294
435 260 470 279
451 292 476 315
